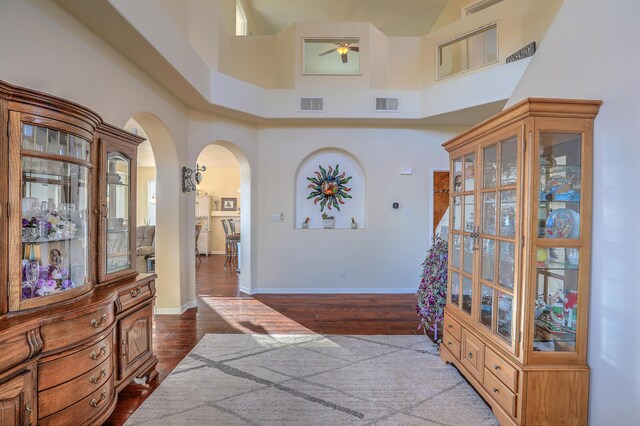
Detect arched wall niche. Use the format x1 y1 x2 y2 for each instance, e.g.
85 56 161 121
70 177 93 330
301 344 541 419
294 147 366 229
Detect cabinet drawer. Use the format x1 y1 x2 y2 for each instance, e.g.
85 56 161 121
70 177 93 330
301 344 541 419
444 314 462 341
39 355 112 418
442 330 461 360
483 368 517 417
41 304 114 352
39 332 114 390
118 281 153 313
484 347 518 392
460 329 484 381
39 374 114 426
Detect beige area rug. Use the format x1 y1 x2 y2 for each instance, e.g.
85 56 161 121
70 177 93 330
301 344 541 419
125 334 498 425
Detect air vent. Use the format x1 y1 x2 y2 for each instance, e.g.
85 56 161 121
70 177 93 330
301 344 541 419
375 97 400 112
299 97 324 112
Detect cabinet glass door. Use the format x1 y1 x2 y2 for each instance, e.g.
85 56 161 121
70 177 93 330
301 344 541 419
105 154 131 274
448 153 476 315
532 131 583 353
15 122 91 309
477 134 520 348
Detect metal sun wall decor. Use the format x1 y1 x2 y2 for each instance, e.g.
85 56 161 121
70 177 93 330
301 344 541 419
307 164 352 211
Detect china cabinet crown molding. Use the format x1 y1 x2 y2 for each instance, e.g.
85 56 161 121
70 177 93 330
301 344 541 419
0 80 156 425
441 98 600 426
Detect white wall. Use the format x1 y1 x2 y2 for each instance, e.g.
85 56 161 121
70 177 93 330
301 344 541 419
506 0 640 423
0 0 192 312
256 126 459 293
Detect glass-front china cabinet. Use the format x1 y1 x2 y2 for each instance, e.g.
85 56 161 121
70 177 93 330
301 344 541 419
0 80 157 426
441 98 600 426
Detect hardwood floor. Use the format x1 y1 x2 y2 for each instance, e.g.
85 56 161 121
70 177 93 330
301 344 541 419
104 255 421 425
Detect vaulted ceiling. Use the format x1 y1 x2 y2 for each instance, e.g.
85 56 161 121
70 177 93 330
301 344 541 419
244 0 449 36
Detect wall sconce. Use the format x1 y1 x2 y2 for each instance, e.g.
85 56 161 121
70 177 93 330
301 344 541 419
182 163 206 193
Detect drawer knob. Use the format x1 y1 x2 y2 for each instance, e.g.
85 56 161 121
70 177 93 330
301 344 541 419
492 387 499 393
447 342 452 346
493 365 500 370
468 352 473 359
448 324 453 329
90 390 107 408
90 346 107 360
130 288 142 297
90 368 108 384
90 314 108 328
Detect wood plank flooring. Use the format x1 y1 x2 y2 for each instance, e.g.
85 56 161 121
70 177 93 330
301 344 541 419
104 255 420 425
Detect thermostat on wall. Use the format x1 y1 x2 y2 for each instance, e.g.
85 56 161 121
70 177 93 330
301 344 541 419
400 168 413 175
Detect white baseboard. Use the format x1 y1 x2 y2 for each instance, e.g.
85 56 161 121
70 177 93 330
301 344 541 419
209 251 225 255
239 285 252 294
252 287 417 295
155 299 197 315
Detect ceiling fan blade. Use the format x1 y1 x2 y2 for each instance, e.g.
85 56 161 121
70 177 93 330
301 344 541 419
349 46 359 52
341 54 348 64
319 48 336 56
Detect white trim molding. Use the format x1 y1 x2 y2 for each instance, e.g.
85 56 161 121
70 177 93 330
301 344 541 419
154 299 197 315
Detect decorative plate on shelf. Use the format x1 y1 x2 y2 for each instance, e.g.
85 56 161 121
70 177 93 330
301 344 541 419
545 208 574 238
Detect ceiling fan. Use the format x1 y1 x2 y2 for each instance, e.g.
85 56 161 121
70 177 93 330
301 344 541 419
319 43 359 63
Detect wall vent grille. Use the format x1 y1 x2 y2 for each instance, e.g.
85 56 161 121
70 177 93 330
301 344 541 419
299 97 324 112
375 97 400 112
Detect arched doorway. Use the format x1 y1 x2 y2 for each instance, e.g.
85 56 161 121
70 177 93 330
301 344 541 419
194 141 252 294
123 114 187 313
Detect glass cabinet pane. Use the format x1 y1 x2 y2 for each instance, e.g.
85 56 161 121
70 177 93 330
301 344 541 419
21 157 89 300
481 285 493 329
453 196 461 230
538 133 582 239
500 137 518 186
481 239 495 281
451 234 461 268
464 154 475 191
450 271 460 306
499 190 516 237
463 236 474 274
533 247 579 352
497 292 513 342
483 145 497 188
22 124 90 162
482 192 496 235
462 276 472 314
498 241 515 290
106 154 131 274
453 158 462 192
464 195 475 232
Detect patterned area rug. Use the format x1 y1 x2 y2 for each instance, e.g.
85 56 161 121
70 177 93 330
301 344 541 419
125 334 497 425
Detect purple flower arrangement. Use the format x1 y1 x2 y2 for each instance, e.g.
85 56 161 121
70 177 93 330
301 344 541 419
416 236 448 342
21 263 74 299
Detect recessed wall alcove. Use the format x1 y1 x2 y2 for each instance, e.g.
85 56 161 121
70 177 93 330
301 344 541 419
295 148 365 229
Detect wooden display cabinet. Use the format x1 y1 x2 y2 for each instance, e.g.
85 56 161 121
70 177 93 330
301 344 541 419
440 98 600 425
0 80 158 425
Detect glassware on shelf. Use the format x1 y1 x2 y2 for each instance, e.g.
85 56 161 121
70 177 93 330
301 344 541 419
451 234 461 268
481 284 493 329
452 196 461 230
462 275 472 314
499 190 516 237
498 241 515 290
500 137 518 186
464 154 475 191
497 291 513 342
482 192 496 235
483 145 497 189
450 271 460 306
453 158 462 192
533 247 579 352
464 195 475 232
481 239 495 281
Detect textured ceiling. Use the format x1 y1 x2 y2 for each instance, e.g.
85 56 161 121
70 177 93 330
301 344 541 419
245 0 449 36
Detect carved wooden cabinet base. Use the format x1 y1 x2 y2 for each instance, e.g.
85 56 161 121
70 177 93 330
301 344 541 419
0 81 158 425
